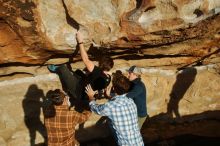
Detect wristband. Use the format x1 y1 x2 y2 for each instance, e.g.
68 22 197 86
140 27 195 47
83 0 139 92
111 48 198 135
78 42 83 44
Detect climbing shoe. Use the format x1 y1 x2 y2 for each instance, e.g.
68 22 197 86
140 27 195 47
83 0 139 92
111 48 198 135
47 64 59 73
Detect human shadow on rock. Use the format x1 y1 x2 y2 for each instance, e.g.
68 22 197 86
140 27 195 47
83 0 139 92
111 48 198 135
167 67 197 119
22 84 47 146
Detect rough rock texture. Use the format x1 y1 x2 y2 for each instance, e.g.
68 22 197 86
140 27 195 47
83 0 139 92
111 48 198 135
0 0 219 66
0 0 220 145
0 63 220 145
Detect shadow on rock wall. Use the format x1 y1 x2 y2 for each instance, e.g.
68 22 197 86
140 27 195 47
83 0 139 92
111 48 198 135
167 67 197 119
139 67 220 145
22 84 47 146
76 116 117 146
141 110 220 146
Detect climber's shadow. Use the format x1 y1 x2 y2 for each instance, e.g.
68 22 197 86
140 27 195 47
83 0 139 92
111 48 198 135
22 84 47 146
167 67 197 119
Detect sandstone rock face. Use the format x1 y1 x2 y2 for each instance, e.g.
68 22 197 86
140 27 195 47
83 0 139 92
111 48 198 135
0 0 219 65
0 63 220 145
0 0 220 145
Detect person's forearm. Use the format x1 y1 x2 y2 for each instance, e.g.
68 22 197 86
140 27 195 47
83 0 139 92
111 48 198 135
78 43 87 60
89 101 107 116
76 32 94 71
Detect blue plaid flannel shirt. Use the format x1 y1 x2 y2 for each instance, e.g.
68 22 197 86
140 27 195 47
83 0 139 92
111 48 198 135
89 94 144 146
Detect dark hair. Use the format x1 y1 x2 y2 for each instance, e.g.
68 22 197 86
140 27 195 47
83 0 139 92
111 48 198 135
112 70 131 95
98 56 114 71
43 89 65 118
47 89 65 105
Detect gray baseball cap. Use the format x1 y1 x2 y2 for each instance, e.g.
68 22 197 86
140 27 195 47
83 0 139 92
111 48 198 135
127 65 142 74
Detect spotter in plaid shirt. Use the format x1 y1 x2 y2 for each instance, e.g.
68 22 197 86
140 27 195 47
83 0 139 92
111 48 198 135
44 90 91 146
86 71 144 146
89 94 144 146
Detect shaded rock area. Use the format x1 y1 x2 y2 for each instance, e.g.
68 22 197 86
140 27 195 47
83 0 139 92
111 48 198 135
0 0 220 146
142 110 220 142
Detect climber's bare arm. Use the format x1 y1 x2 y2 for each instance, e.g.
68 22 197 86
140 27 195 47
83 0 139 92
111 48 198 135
76 32 94 72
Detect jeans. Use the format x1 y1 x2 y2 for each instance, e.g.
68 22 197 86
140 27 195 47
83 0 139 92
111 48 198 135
56 65 85 101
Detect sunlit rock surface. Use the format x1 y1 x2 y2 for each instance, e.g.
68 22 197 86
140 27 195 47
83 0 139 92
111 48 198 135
0 0 219 65
0 0 220 145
